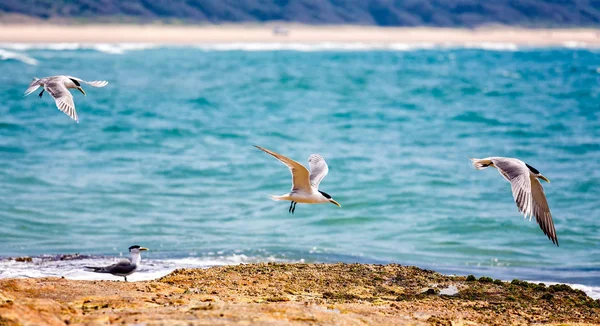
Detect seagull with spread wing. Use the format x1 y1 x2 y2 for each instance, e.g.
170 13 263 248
255 145 341 214
471 157 558 246
84 245 148 281
24 75 108 123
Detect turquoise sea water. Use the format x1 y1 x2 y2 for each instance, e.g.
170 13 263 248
0 44 598 292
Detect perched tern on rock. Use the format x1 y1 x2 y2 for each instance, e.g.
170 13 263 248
24 75 108 122
84 245 148 281
255 145 341 214
471 157 558 246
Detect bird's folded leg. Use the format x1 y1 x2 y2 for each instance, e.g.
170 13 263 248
288 201 296 214
38 89 44 98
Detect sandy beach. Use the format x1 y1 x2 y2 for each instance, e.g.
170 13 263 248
0 263 598 325
0 24 599 45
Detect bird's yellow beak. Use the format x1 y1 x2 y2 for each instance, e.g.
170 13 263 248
77 87 86 96
139 247 149 251
538 175 550 183
330 199 341 207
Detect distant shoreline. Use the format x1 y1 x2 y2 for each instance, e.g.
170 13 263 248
1 24 600 45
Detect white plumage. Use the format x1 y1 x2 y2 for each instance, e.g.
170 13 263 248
24 75 108 122
471 157 558 246
84 246 148 282
255 145 341 214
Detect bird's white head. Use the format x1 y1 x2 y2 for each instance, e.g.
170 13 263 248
525 163 550 183
129 245 149 254
128 245 148 265
318 190 341 207
67 78 86 96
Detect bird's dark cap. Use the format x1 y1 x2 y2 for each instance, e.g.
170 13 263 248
318 190 332 199
129 245 142 251
525 163 540 174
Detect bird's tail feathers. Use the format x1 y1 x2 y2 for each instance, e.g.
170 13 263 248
84 266 106 273
470 158 493 170
24 78 41 97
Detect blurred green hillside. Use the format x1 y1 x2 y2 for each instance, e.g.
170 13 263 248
1 0 599 27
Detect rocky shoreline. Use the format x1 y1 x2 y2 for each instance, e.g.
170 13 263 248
1 263 599 325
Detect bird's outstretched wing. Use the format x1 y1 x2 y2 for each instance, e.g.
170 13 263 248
308 154 329 189
44 80 78 122
255 145 311 192
529 175 558 245
67 76 109 88
492 158 558 245
44 80 79 122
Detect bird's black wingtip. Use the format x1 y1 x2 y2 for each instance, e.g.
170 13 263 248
549 235 559 247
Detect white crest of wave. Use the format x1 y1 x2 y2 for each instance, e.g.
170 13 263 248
2 41 599 55
91 43 158 54
527 280 600 300
0 254 297 282
460 42 519 51
0 43 157 54
562 41 597 49
195 42 520 52
0 49 38 65
196 42 439 52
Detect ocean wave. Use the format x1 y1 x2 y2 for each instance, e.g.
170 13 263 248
461 42 519 51
194 42 521 52
195 42 438 52
0 49 38 65
1 42 599 54
0 43 157 54
527 280 600 300
0 254 299 282
562 41 600 49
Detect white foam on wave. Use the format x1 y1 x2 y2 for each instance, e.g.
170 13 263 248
195 42 439 52
0 49 38 65
0 254 297 282
562 41 600 49
0 43 157 54
91 43 158 54
195 42 522 52
2 42 599 54
461 42 519 51
525 280 600 300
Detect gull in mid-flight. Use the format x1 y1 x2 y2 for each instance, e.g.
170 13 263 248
471 157 558 246
24 75 109 122
84 245 148 281
255 145 341 214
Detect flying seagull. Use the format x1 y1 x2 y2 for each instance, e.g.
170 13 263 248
24 75 108 122
470 157 558 246
84 245 148 281
255 145 341 214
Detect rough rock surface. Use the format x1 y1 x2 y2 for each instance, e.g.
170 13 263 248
0 263 599 325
